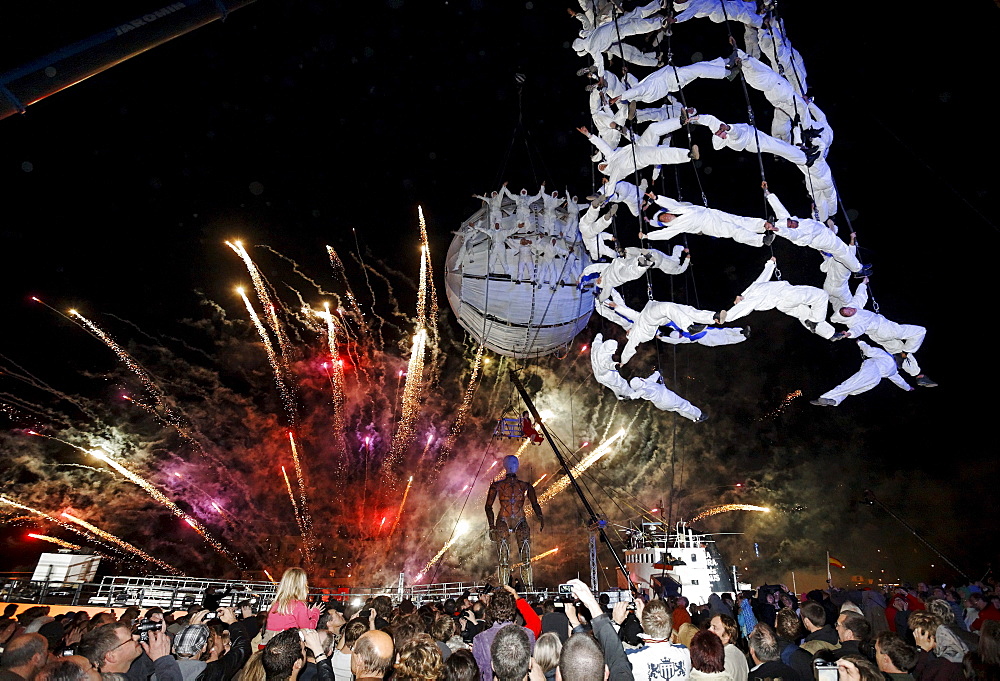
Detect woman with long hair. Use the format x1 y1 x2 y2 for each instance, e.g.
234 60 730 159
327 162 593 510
263 568 323 640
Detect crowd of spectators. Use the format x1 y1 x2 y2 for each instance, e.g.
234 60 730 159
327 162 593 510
2 573 999 681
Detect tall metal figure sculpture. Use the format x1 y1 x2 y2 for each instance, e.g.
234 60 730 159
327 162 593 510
485 455 544 587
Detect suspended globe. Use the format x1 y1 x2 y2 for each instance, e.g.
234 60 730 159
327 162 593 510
444 195 594 358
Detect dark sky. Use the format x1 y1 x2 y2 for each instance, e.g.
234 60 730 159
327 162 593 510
1 1 997 585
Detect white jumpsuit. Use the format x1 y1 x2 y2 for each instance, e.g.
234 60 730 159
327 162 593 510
587 134 691 190
644 195 767 248
590 333 637 400
817 340 913 405
619 58 730 104
725 260 835 338
620 299 719 365
695 114 807 165
831 283 926 376
624 245 689 276
765 193 860 271
629 370 703 422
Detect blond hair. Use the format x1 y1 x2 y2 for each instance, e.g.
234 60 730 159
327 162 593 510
270 567 308 615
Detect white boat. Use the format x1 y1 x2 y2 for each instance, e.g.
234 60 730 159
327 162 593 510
619 521 749 605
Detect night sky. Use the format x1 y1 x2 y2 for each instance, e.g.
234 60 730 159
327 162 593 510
0 1 997 588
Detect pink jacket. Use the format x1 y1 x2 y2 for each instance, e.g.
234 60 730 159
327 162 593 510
265 600 319 632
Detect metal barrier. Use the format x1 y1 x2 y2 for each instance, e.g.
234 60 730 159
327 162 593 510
0 574 630 609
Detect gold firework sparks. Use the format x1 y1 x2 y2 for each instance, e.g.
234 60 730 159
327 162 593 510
236 287 296 424
435 343 485 471
537 428 626 505
759 390 803 420
689 505 771 523
60 512 181 574
320 303 348 456
85 447 242 568
0 494 112 550
27 533 81 550
67 309 181 429
389 476 413 536
384 326 427 482
280 465 303 534
415 519 470 580
287 432 316 563
513 546 559 567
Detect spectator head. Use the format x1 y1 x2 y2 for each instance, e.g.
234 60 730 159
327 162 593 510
394 633 442 681
1 633 49 678
371 596 392 623
430 614 456 643
690 630 726 673
836 611 871 644
557 633 607 681
908 612 943 653
118 607 140 625
390 615 424 651
343 619 370 650
236 650 265 681
709 614 738 645
18 607 51 628
399 599 417 617
351 630 394 679
676 596 689 609
443 649 478 681
173 625 211 659
272 569 309 615
3 605 17 618
262 629 305 681
837 654 885 681
317 609 345 633
748 624 779 665
977 621 1000 666
77 623 141 673
89 613 116 627
63 656 101 681
875 632 918 673
533 632 562 678
487 591 517 625
599 594 611 607
776 608 803 641
641 600 673 639
926 600 955 625
676 623 699 648
34 659 97 681
968 594 988 611
491 625 530 681
800 601 827 632
542 600 557 614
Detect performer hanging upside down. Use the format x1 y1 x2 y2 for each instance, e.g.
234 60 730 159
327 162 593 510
485 455 544 587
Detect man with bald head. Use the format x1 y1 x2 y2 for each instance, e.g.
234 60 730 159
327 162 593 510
351 630 394 681
0 633 49 681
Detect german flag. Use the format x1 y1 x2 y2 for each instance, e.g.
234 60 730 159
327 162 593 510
829 556 846 569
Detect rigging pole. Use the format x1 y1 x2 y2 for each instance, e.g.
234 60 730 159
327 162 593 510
508 368 636 594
